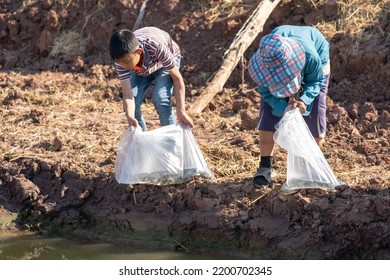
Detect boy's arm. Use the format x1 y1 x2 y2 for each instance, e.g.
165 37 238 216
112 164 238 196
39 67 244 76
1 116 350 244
168 66 194 128
120 79 138 127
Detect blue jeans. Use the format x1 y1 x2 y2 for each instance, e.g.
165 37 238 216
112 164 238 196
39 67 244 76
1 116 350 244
130 59 180 131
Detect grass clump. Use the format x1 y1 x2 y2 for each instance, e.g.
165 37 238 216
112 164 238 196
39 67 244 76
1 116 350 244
49 31 88 58
311 0 390 43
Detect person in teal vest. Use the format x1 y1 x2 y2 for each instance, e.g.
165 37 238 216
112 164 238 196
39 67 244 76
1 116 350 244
247 25 330 188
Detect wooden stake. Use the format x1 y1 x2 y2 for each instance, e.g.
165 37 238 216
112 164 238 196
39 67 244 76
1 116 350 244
189 0 281 114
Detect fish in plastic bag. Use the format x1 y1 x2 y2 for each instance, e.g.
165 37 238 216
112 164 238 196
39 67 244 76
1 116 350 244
115 124 214 185
273 108 342 193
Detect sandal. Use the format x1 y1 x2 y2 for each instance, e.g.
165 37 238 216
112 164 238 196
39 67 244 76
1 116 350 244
252 166 276 188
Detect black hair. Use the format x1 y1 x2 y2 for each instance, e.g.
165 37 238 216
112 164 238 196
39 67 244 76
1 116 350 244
109 29 139 60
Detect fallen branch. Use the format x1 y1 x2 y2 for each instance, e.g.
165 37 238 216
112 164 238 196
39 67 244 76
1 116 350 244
189 0 281 114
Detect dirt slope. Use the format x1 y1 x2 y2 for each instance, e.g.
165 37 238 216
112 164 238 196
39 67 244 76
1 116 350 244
0 0 389 259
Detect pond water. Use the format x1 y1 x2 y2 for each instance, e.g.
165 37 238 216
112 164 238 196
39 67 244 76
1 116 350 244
0 230 232 260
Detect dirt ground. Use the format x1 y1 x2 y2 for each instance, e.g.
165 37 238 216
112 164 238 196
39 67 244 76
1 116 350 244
0 0 389 259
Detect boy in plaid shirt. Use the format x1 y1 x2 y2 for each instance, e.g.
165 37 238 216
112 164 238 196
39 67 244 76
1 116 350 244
247 25 330 188
109 27 194 131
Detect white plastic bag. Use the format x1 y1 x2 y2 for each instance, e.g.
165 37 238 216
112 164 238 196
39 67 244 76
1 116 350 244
274 108 341 193
115 124 214 185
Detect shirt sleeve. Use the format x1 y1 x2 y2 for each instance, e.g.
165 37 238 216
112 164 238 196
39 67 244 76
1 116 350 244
258 85 288 117
299 55 324 106
114 62 131 81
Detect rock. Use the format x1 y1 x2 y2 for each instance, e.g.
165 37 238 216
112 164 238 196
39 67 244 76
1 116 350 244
36 29 53 55
232 98 252 113
3 53 18 69
11 176 40 205
324 0 339 17
46 9 59 31
43 0 53 10
162 0 180 14
240 109 258 130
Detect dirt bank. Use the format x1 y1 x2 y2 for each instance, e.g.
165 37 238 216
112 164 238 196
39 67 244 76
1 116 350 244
0 0 389 259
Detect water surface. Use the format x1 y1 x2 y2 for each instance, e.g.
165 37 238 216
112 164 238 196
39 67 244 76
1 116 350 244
0 230 229 260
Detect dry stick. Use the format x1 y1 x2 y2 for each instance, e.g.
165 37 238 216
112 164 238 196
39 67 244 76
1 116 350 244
132 0 148 31
132 188 137 205
250 192 268 206
189 0 281 114
171 238 190 252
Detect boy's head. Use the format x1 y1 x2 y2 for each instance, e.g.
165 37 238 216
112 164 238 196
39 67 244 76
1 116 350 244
247 34 305 98
109 29 142 70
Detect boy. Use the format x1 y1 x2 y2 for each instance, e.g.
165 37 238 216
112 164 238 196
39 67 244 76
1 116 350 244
247 25 330 188
109 27 194 130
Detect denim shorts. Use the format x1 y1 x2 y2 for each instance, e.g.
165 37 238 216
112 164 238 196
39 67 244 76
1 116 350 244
257 74 330 138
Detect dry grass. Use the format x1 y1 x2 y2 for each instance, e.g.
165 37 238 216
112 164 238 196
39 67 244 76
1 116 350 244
49 31 88 58
312 0 390 42
22 0 38 7
200 139 257 180
0 72 122 174
190 0 259 22
21 0 73 9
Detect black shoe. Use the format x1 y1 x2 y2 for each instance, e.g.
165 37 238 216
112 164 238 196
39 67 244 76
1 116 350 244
252 167 276 188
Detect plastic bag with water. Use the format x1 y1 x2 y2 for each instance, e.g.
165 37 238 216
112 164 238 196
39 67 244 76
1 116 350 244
274 108 342 193
115 124 214 185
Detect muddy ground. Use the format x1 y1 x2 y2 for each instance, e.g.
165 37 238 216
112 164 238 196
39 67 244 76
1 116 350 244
0 0 389 259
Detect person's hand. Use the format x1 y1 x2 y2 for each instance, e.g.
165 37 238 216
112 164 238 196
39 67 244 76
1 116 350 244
176 110 194 128
126 115 138 128
289 97 307 114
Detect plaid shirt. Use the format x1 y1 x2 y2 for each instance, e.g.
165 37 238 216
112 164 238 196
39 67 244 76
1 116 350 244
115 27 181 80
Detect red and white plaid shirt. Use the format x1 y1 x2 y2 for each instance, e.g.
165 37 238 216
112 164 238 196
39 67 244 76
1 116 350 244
114 27 181 80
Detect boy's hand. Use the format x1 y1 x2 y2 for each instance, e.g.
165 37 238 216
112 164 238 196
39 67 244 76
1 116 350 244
289 97 307 114
126 115 139 128
177 111 194 128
